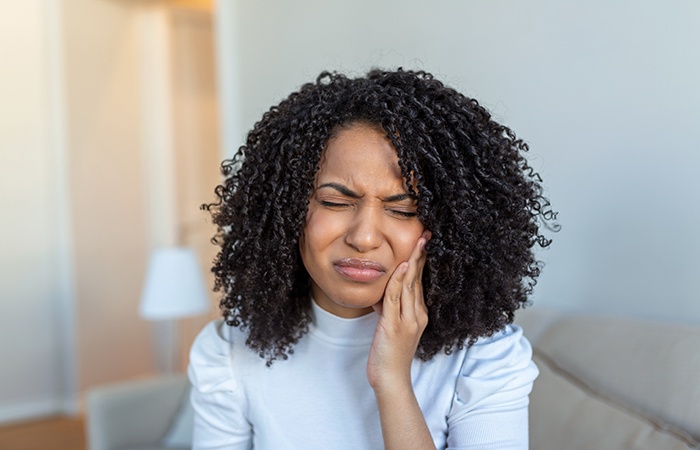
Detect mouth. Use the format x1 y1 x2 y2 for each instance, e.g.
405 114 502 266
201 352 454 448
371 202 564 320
333 258 387 282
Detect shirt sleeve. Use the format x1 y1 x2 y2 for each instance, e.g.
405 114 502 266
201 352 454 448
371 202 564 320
445 324 539 450
188 320 253 450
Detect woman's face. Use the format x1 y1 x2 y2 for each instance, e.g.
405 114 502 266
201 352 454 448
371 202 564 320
300 123 426 318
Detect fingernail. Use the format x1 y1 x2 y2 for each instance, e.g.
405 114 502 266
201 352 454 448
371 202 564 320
401 262 409 272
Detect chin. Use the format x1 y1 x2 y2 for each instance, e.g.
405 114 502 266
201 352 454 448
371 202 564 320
338 287 384 307
344 300 379 310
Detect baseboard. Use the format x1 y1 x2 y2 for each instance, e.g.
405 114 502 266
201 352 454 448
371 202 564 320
0 395 74 424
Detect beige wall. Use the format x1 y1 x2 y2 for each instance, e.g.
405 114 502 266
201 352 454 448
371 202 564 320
0 0 220 421
0 0 70 420
169 8 221 368
62 0 154 390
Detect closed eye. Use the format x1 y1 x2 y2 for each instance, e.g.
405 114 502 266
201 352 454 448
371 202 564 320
387 209 418 218
318 200 350 208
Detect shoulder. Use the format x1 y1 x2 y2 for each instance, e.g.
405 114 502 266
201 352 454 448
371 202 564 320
454 324 539 410
423 325 538 448
188 320 248 394
464 324 536 374
188 321 257 448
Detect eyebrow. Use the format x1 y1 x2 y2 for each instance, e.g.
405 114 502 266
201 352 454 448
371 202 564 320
317 182 416 202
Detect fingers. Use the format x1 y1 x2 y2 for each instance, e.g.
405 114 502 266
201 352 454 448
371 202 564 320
413 230 431 314
402 230 431 318
406 230 431 286
400 238 423 319
368 231 432 388
381 230 432 320
382 262 408 321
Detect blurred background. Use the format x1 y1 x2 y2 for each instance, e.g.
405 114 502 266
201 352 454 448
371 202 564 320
1 0 698 441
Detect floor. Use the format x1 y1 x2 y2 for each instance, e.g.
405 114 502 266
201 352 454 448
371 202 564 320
0 416 85 450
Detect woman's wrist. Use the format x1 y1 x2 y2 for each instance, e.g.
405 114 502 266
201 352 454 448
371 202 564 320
371 374 413 398
372 378 437 450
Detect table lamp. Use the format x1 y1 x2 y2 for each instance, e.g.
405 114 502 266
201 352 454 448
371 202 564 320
140 246 210 372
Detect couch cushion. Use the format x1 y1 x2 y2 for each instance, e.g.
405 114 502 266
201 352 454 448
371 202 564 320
533 316 700 448
531 352 696 450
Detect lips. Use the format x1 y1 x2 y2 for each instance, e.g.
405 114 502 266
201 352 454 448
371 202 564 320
333 258 387 282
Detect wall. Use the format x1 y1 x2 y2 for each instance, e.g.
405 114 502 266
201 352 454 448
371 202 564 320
217 0 700 322
61 0 155 391
1 0 156 420
0 0 74 421
0 0 221 422
169 6 221 369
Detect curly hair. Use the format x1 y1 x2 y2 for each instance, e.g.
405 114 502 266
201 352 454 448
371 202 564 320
205 68 558 364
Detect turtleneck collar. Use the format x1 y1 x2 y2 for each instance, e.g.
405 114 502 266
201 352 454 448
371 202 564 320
309 298 378 346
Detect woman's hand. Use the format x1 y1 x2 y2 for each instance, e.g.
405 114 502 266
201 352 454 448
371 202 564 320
367 229 431 391
367 230 436 449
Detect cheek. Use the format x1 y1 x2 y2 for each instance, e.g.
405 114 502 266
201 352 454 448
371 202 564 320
391 222 426 260
302 208 321 249
301 207 337 254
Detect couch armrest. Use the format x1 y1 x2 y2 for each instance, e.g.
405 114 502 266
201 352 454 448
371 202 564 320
87 374 188 450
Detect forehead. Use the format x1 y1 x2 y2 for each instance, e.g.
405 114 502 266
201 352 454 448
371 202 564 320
316 124 403 183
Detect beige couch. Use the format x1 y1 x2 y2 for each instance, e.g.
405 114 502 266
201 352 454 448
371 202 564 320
87 309 700 449
518 308 700 450
87 375 191 450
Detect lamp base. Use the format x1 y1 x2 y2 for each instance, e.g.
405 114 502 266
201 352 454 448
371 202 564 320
151 319 181 374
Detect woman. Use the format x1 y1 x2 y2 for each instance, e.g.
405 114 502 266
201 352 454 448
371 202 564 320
189 69 557 449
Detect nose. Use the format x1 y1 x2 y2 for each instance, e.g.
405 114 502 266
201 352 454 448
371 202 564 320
344 205 383 253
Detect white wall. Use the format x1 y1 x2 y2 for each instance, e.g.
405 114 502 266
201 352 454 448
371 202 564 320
218 0 700 322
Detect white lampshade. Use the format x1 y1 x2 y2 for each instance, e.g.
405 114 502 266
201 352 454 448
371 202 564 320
140 247 211 320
